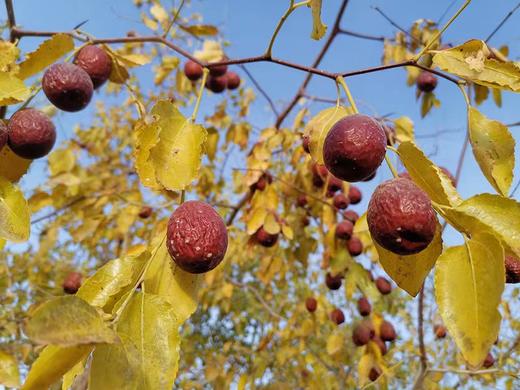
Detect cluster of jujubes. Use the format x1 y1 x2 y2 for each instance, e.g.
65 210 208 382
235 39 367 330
184 60 241 93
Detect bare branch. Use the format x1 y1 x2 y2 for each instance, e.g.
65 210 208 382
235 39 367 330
240 64 279 117
485 2 520 43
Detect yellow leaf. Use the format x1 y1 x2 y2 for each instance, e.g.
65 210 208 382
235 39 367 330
326 333 343 356
0 146 31 182
246 207 267 236
104 46 130 84
263 213 280 235
468 107 514 195
281 224 294 240
144 235 201 324
25 296 119 346
133 119 161 190
114 53 152 68
49 149 76 176
17 34 74 80
398 141 462 207
0 72 30 105
61 359 85 390
375 222 442 297
432 40 520 92
150 3 169 23
180 24 219 36
434 233 504 367
204 127 219 161
394 116 414 143
22 345 92 390
89 293 180 390
194 40 224 63
0 351 19 388
308 0 327 40
0 176 30 242
0 41 19 71
357 352 376 388
304 106 351 164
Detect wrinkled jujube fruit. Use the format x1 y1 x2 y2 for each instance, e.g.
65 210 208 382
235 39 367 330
63 271 82 294
42 63 94 112
367 178 437 255
296 194 308 208
226 71 241 90
434 324 447 339
483 353 495 368
333 193 350 210
251 172 273 192
417 71 438 93
347 236 363 256
380 320 396 342
138 206 153 219
327 176 343 193
323 114 387 182
330 308 345 325
343 210 359 223
0 121 7 151
301 216 310 227
209 62 228 77
348 185 362 205
206 75 227 93
73 45 112 88
167 201 228 274
8 108 56 159
335 220 353 240
369 367 381 382
352 321 375 346
184 60 204 81
357 297 371 317
325 272 342 290
505 255 520 283
305 297 317 313
375 277 392 295
255 226 279 248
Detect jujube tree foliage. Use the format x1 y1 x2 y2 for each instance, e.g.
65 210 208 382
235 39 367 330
0 0 519 388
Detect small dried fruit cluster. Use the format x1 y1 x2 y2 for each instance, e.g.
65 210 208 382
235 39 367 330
184 60 241 93
0 45 112 160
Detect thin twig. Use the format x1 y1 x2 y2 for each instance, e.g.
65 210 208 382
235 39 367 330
240 64 279 117
372 6 420 43
485 2 520 43
338 28 388 42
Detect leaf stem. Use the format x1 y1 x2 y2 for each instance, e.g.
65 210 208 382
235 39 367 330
336 76 358 113
190 68 209 122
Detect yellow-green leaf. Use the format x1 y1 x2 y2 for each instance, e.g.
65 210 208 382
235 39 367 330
25 296 118 346
394 116 414 143
398 141 461 207
0 72 30 105
0 176 30 242
375 222 442 297
434 233 504 367
22 345 92 390
308 0 327 40
304 106 351 164
432 40 520 92
468 107 514 195
0 351 19 388
0 146 31 182
17 34 74 80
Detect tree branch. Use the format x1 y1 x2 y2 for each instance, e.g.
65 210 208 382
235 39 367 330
485 1 520 43
239 64 279 117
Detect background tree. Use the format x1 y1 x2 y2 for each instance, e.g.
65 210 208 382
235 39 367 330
0 0 519 389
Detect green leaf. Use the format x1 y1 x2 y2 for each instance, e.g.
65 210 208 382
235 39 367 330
303 106 351 164
434 233 504 367
17 34 74 80
25 296 118 346
398 141 462 207
22 345 92 390
468 107 515 195
432 40 520 92
0 351 19 388
144 235 201 324
89 293 180 390
134 100 208 191
375 222 443 297
0 176 30 242
0 72 30 105
308 0 327 40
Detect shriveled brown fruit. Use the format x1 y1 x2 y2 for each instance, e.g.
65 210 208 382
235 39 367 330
375 277 392 295
348 186 362 205
483 353 495 368
296 194 308 208
323 114 387 182
138 206 153 219
367 178 437 255
347 236 363 256
327 176 343 193
373 337 387 355
73 45 112 88
206 75 227 93
369 367 381 382
42 63 93 112
330 308 345 325
126 30 137 37
417 71 438 93
251 172 273 192
209 63 228 76
301 216 310 227
357 297 371 317
8 108 56 159
434 324 447 339
333 193 349 210
380 321 396 342
352 321 375 346
302 135 310 153
343 210 359 223
255 227 279 248
325 272 342 290
226 72 241 90
335 220 353 240
167 201 228 274
184 60 204 81
0 121 8 151
311 163 328 188
305 297 317 313
63 272 82 294
505 255 520 283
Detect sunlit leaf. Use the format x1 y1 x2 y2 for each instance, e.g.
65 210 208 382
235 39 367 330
0 176 30 242
180 24 218 36
0 351 19 388
0 146 31 182
0 72 30 105
308 0 327 40
394 116 414 143
194 40 224 63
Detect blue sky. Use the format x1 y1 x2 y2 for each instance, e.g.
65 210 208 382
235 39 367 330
9 0 520 247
